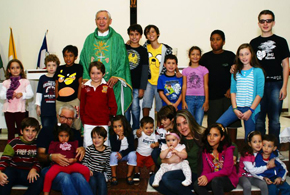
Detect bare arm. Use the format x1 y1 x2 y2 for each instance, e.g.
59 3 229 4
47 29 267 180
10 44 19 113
160 148 171 159
280 57 289 100
182 76 187 109
77 77 83 100
202 74 209 111
172 148 187 159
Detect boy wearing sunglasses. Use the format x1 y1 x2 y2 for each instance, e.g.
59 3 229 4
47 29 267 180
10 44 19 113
250 10 290 152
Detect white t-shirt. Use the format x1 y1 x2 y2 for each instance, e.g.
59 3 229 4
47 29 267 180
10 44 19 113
136 131 158 156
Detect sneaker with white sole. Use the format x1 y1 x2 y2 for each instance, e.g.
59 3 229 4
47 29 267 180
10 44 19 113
133 173 140 182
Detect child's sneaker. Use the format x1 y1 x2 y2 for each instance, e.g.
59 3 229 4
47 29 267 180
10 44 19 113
133 173 140 182
181 180 192 186
149 172 154 178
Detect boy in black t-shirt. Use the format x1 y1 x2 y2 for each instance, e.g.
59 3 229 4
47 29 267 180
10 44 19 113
199 30 241 142
36 54 60 130
250 10 290 150
125 24 149 131
54 45 83 130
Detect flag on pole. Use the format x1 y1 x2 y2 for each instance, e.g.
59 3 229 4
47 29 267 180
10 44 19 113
8 28 17 61
37 31 49 69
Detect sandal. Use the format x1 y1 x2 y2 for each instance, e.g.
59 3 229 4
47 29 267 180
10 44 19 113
126 176 134 185
111 176 118 185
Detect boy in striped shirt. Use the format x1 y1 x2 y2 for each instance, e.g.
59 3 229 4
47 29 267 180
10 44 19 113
82 127 111 195
0 117 43 195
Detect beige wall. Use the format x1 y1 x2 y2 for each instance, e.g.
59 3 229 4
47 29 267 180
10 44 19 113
0 0 289 104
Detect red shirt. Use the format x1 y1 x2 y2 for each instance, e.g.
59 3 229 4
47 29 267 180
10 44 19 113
80 79 117 125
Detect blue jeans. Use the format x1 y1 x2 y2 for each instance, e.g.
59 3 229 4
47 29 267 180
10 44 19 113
151 147 161 167
217 106 258 141
89 172 107 195
0 167 43 195
41 116 57 130
256 81 283 148
110 151 137 166
268 182 290 195
185 96 205 125
149 170 197 195
42 166 93 195
142 82 163 112
125 88 141 130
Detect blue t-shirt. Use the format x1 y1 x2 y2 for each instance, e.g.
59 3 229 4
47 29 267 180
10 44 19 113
157 73 183 110
36 75 56 116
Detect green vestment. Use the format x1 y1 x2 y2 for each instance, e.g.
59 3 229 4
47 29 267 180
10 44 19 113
80 27 132 115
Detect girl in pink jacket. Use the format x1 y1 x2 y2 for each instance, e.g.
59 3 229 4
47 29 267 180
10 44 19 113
193 123 238 195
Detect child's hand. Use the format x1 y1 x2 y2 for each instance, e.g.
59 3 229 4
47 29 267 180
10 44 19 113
233 156 237 165
202 101 209 112
0 171 8 186
68 158 76 164
182 101 188 110
176 72 183 78
27 168 39 183
234 109 243 119
273 177 282 185
116 152 122 160
36 105 41 116
198 175 208 186
264 177 273 184
136 129 142 138
171 149 178 155
267 159 276 169
138 89 144 99
172 103 178 111
242 110 252 121
90 171 94 176
150 143 156 148
224 89 231 99
15 92 23 99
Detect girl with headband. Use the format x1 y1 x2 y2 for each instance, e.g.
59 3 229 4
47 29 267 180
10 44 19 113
152 131 192 187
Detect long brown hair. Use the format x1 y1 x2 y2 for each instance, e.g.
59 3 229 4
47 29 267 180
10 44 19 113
5 59 26 79
174 110 205 146
233 43 263 80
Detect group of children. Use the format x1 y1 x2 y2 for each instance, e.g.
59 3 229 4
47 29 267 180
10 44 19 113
0 9 289 195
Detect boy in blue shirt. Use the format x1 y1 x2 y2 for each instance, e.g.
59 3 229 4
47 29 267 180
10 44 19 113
254 134 290 195
54 45 83 130
157 55 182 110
125 24 149 131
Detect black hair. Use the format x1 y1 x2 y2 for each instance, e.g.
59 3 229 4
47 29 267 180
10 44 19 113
258 10 275 21
62 45 78 57
202 123 231 153
263 134 278 147
110 115 132 137
21 117 40 132
158 105 176 121
91 126 107 139
144 24 160 39
127 24 143 35
164 54 178 64
210 30 225 41
140 116 154 127
241 131 262 157
54 124 74 142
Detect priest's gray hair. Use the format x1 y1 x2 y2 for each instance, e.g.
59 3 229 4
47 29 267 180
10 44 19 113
58 104 77 118
96 10 112 20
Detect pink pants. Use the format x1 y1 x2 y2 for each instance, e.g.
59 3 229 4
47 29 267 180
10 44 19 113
43 163 90 192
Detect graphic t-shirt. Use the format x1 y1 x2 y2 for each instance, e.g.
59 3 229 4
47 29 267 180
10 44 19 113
136 131 158 156
157 73 183 110
36 75 56 116
250 34 290 82
126 45 149 89
147 44 162 85
182 65 209 96
54 64 83 102
199 50 235 100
